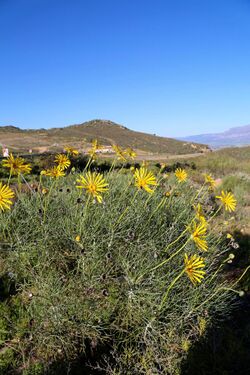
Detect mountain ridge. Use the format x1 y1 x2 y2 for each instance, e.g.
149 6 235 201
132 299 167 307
0 119 209 155
179 124 250 148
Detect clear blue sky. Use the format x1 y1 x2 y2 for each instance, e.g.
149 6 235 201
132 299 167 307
1 0 250 137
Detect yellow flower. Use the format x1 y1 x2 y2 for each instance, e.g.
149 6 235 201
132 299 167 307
134 167 157 194
42 188 49 195
0 182 15 211
88 139 102 158
64 146 79 156
2 153 31 175
76 171 109 203
160 163 167 170
41 166 65 178
204 174 216 191
92 139 102 150
20 163 32 174
112 145 127 161
142 160 149 168
189 222 208 251
75 235 81 242
175 168 187 183
216 190 237 212
193 203 207 225
125 147 137 160
184 253 206 284
54 154 71 170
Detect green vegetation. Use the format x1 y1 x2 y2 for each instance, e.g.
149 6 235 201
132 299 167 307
184 146 250 233
189 146 250 175
0 160 248 374
0 145 249 374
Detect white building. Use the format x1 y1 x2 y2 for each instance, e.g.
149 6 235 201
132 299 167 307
2 147 9 157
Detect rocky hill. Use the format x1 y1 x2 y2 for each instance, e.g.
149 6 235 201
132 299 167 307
0 119 210 155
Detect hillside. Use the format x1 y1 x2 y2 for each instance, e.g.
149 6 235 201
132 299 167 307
179 124 250 148
0 119 209 155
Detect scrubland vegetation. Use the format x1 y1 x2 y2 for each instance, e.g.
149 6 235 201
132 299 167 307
0 144 249 374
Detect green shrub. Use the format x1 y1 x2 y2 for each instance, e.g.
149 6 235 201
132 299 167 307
0 168 247 374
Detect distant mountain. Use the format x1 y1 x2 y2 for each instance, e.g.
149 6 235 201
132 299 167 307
179 125 250 148
0 119 210 155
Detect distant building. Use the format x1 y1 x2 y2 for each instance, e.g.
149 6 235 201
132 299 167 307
2 147 9 157
96 146 113 154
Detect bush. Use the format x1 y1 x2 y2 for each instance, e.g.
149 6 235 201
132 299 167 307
0 167 246 374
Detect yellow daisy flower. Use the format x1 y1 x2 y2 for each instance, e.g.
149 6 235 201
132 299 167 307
216 190 237 212
0 182 15 211
41 166 65 178
184 253 206 284
112 145 127 161
125 147 137 160
189 221 208 251
175 168 187 183
64 146 79 156
2 153 31 175
204 174 216 191
20 163 32 174
134 167 157 194
54 154 71 170
76 171 109 203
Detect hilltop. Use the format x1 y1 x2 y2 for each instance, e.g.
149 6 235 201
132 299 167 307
179 124 250 148
0 119 209 155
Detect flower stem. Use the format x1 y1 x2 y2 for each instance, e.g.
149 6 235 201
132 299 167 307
163 227 189 253
20 174 34 194
83 156 92 173
80 194 91 234
143 189 157 208
207 255 232 285
159 269 185 310
191 265 250 314
107 158 116 177
147 196 166 222
17 174 22 193
7 171 12 186
150 238 190 273
208 206 222 222
191 183 205 204
113 190 139 228
43 179 56 223
118 175 134 201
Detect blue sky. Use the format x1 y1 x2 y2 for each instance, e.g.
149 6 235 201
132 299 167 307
1 0 250 137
